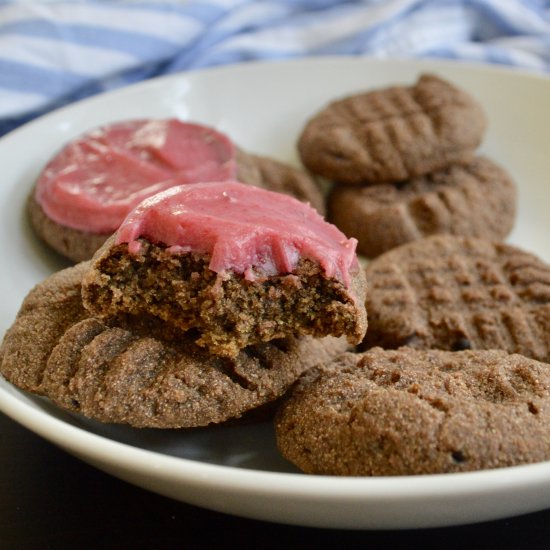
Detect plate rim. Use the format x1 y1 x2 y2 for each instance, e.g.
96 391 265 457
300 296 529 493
3 382 550 495
2 54 550 146
2 54 550 528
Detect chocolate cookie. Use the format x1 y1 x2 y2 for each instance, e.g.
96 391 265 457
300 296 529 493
0 262 90 393
82 180 366 358
235 149 325 214
83 236 367 359
28 195 108 263
298 74 486 185
328 156 517 258
275 347 550 475
363 235 550 362
0 264 349 428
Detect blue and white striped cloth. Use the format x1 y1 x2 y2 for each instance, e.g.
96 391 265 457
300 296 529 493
1 0 549 136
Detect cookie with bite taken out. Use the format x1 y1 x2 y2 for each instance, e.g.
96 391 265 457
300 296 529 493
82 180 367 358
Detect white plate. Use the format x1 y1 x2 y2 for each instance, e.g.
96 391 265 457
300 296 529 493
2 57 550 530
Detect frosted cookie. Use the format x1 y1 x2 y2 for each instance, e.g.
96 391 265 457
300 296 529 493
0 263 349 428
29 119 324 262
328 156 517 257
362 235 550 362
298 74 486 185
82 181 367 358
275 348 550 475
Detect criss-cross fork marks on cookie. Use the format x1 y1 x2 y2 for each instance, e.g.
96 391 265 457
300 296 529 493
298 74 486 185
275 348 550 476
328 156 516 257
0 263 350 428
363 235 550 361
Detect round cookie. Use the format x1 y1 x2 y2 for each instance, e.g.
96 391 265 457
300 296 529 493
0 262 90 393
82 181 367 358
328 156 517 258
275 347 550 476
0 264 349 428
28 195 108 263
298 73 486 185
42 319 348 428
30 119 324 263
362 235 550 362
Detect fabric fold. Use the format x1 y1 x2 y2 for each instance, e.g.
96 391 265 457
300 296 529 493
0 0 549 136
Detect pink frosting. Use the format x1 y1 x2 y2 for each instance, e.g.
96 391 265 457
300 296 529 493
35 119 236 234
117 181 359 287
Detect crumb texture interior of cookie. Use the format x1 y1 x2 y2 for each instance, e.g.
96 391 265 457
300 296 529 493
275 348 550 476
82 239 367 358
362 235 550 362
298 74 486 185
328 156 517 257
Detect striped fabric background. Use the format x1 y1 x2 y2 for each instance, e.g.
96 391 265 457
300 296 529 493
1 0 549 136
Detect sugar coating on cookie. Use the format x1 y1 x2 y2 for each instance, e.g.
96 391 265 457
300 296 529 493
0 263 350 428
298 73 486 185
82 181 367 357
275 348 550 475
363 235 550 362
328 156 517 257
117 180 356 284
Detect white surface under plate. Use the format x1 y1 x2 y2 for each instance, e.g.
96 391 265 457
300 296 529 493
1 57 550 530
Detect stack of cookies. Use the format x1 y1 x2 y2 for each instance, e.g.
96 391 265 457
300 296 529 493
273 75 550 477
275 234 550 475
1 180 367 429
298 74 517 257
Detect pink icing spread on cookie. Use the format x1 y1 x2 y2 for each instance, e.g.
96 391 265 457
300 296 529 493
116 181 358 287
35 119 236 234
